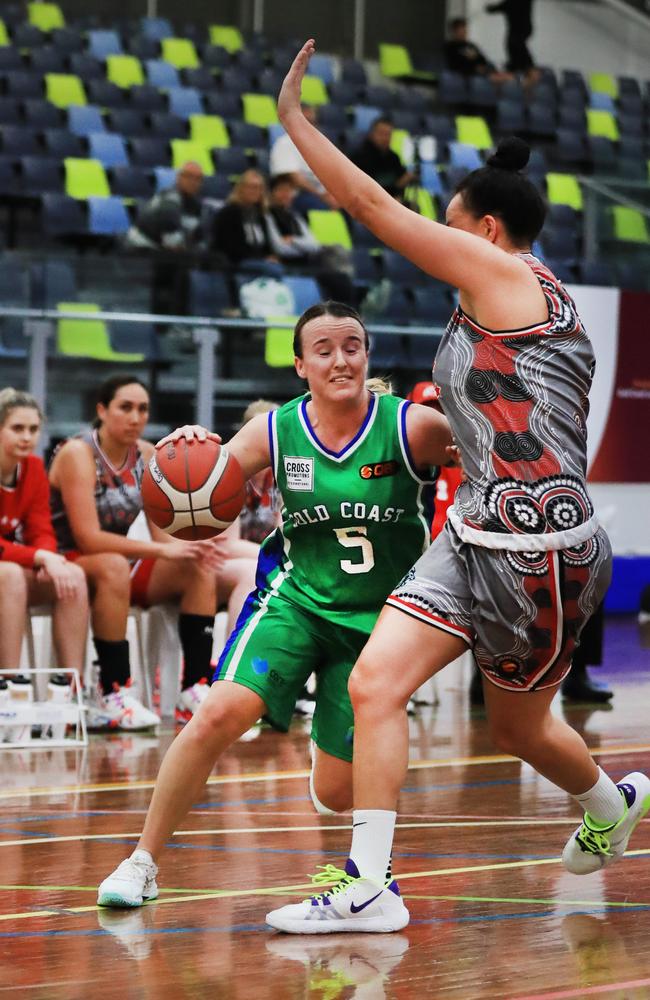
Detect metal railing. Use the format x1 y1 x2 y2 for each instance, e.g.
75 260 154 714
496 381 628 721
0 307 444 449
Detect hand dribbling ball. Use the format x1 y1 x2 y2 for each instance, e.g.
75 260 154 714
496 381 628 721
142 438 246 540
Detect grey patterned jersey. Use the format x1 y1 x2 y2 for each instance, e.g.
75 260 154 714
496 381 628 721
50 428 144 553
433 254 599 551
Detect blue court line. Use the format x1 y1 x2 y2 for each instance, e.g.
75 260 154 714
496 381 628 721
2 904 650 940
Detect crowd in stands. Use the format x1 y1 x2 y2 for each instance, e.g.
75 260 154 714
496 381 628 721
0 3 647 352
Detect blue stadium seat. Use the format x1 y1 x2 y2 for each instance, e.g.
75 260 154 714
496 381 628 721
88 30 123 59
88 132 129 167
12 24 46 49
589 92 615 112
228 121 266 149
364 86 400 110
109 164 154 199
146 59 180 88
419 162 444 197
352 247 380 283
410 287 453 325
348 218 383 249
182 67 217 91
68 53 105 81
220 67 254 93
129 84 166 112
618 113 643 136
87 196 130 235
317 104 348 130
383 250 429 288
283 275 321 313
201 174 230 200
579 258 616 286
407 332 443 368
554 128 588 167
539 227 580 262
28 47 66 73
22 98 62 128
130 137 170 167
308 54 335 85
257 68 285 97
0 48 24 72
448 142 482 171
51 27 85 54
546 204 580 229
201 46 231 71
341 59 367 86
110 319 160 359
214 146 248 175
202 92 242 120
526 103 557 138
497 99 525 133
391 110 420 133
149 112 187 139
140 16 173 40
0 259 30 358
152 165 176 191
421 114 455 142
0 97 21 125
0 155 20 196
467 76 498 108
188 269 232 315
1 125 40 156
167 87 203 119
108 109 149 137
558 106 586 132
30 259 77 307
20 156 63 195
4 72 44 100
43 127 85 158
86 80 127 108
235 50 265 76
126 36 161 60
329 81 363 106
41 193 86 236
588 136 617 173
370 331 409 367
68 104 105 136
540 257 577 283
438 71 468 105
352 105 382 132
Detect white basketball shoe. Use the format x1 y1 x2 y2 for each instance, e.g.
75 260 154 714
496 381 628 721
265 859 409 934
562 772 650 874
98 849 159 908
86 686 160 731
176 679 210 722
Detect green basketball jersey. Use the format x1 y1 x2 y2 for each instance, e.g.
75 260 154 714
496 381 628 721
257 391 436 634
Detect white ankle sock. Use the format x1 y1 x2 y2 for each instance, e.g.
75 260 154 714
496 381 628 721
574 767 624 826
349 809 396 883
132 848 155 866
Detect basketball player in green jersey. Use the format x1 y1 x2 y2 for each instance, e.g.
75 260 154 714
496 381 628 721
98 301 453 908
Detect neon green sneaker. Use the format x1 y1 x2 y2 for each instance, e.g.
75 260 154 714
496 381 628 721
562 772 650 874
265 860 409 934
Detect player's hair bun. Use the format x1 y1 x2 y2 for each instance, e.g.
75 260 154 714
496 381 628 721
487 136 530 172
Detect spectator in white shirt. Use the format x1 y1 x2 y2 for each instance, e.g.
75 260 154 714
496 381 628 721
270 104 339 214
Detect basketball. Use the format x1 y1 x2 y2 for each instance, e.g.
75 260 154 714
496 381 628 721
141 438 246 540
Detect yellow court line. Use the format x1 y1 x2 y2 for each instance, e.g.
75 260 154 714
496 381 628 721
0 817 600 850
1 850 650 924
1 743 649 802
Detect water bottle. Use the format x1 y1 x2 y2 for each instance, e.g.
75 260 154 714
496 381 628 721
7 674 33 743
0 678 10 743
46 673 72 740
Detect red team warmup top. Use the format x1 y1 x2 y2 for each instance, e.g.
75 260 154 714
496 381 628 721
0 454 57 568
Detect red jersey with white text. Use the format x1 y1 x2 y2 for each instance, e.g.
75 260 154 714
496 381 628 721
0 454 57 567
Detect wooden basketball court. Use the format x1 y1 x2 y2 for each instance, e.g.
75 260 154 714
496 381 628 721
2 617 649 999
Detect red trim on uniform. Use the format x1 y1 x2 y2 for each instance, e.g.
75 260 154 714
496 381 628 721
129 557 157 608
459 307 554 340
386 596 473 643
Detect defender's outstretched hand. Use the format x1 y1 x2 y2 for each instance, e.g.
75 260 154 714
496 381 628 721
277 39 315 123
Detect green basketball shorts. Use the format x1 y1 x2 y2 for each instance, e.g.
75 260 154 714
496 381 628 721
213 590 371 762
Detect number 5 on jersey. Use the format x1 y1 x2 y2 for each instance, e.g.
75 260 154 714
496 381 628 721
334 526 375 575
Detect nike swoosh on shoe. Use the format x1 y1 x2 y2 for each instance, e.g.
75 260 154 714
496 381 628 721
349 890 383 914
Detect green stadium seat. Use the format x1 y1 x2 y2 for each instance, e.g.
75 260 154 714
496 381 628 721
106 54 145 89
611 206 649 243
57 302 144 362
379 43 413 78
455 115 492 150
265 317 299 367
300 74 328 105
546 173 583 211
170 139 214 175
307 210 352 250
208 25 244 53
161 38 199 70
586 109 619 141
0 20 8 46
46 74 86 108
28 2 64 32
64 157 110 198
242 93 278 128
189 114 230 149
390 128 411 161
589 72 618 99
407 187 437 221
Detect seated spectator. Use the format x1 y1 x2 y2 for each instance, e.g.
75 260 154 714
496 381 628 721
350 117 417 200
0 388 88 698
267 174 355 304
126 161 205 252
48 375 255 728
270 103 338 214
443 16 513 83
210 170 284 277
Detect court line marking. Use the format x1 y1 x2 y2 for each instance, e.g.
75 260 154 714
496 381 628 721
0 742 648 801
1 850 650 923
0 817 616 849
508 978 650 1000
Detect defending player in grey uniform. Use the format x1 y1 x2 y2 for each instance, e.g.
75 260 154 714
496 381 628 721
265 42 650 935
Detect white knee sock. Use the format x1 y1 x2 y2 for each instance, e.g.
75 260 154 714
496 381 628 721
349 809 396 884
574 767 624 826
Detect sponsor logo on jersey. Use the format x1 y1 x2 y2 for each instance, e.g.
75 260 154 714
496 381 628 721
359 460 399 480
284 456 314 492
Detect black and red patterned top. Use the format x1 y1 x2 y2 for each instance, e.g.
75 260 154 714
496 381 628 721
433 254 599 551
